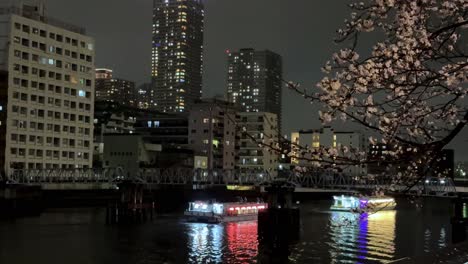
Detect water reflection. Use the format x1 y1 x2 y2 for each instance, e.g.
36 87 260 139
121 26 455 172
187 223 223 263
328 211 396 263
225 222 259 263
186 221 258 263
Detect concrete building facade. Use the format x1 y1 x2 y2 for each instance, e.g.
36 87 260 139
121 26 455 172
188 99 237 170
152 0 204 113
226 49 282 130
0 4 95 174
103 134 162 178
237 112 279 177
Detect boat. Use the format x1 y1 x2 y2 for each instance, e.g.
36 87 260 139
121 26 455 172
184 201 268 223
330 195 396 212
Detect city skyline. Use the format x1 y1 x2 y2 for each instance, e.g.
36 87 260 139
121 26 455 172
34 0 468 161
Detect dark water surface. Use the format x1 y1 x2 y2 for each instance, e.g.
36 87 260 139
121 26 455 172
0 198 459 263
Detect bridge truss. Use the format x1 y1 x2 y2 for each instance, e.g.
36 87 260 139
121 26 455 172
7 168 458 196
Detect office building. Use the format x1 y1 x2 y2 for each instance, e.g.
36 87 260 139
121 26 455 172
151 0 204 113
237 112 279 177
227 49 282 129
0 4 95 174
95 68 136 107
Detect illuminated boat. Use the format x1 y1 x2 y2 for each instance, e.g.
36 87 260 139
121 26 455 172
184 201 268 223
330 195 396 212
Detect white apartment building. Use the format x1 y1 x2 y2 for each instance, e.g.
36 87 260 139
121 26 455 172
237 112 279 177
0 4 95 174
291 126 367 176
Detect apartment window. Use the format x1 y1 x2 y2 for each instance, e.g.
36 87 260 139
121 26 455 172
21 52 28 60
18 148 25 157
21 79 28 88
22 25 30 33
21 66 29 74
21 38 29 47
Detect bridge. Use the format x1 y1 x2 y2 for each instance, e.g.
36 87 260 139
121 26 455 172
6 168 468 197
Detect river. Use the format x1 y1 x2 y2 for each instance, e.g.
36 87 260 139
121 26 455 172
0 197 464 263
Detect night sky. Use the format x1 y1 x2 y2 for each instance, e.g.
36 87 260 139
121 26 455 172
30 0 467 160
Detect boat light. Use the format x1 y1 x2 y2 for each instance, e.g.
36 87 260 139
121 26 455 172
367 198 395 203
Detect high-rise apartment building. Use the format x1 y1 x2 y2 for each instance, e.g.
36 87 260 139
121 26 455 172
95 68 136 107
0 4 95 174
226 49 282 130
151 0 204 113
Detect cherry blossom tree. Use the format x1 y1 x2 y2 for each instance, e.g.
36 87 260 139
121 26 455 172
284 0 468 184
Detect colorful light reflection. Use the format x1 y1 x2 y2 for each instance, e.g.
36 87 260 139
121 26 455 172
186 222 258 263
329 210 397 262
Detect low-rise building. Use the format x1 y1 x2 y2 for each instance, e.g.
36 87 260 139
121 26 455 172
93 101 191 168
188 98 237 170
237 112 279 177
103 134 162 178
291 126 367 177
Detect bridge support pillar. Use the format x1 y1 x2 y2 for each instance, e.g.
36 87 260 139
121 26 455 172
451 197 467 244
106 181 155 224
258 180 300 263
